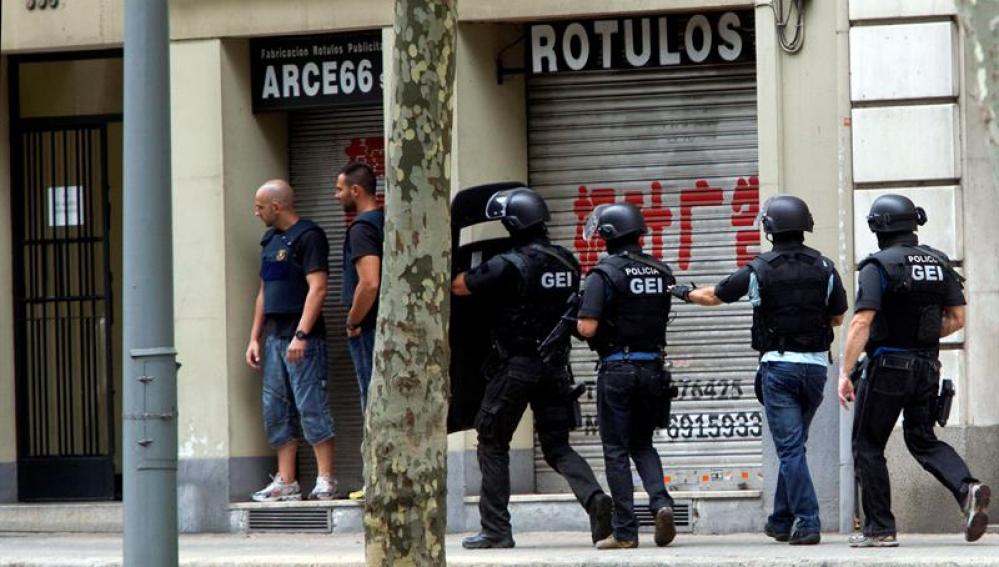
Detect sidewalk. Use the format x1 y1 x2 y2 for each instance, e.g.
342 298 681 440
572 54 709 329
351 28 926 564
1 531 998 566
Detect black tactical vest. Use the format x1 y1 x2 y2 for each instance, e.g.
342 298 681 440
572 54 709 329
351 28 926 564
858 244 955 354
588 251 675 357
260 219 320 315
749 246 834 354
492 242 580 355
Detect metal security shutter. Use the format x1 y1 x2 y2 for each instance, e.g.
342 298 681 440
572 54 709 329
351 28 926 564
528 63 763 494
289 105 384 494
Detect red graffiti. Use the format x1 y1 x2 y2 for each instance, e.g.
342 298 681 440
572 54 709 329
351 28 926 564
731 176 760 267
644 181 673 260
678 180 724 271
574 183 674 271
572 176 759 273
342 136 386 226
574 186 616 271
344 137 386 177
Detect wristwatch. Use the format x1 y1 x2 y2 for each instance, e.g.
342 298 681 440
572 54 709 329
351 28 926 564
294 330 309 340
346 322 361 331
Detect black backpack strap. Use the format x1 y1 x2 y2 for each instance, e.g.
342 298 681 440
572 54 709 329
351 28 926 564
589 262 626 291
497 251 531 295
528 243 579 273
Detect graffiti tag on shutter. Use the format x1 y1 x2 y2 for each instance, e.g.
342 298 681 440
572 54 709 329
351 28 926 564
572 176 760 272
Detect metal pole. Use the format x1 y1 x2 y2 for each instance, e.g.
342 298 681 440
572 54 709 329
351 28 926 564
122 0 177 565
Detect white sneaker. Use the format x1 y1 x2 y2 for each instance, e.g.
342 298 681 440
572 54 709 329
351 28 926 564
310 475 338 500
251 474 302 502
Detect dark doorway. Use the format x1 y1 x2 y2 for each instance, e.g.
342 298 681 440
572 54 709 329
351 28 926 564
12 117 118 501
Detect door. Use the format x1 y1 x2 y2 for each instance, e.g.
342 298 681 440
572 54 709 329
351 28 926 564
13 120 117 501
288 105 385 495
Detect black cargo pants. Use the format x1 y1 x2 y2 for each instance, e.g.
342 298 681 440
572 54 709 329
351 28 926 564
853 351 977 536
474 355 603 539
597 359 674 541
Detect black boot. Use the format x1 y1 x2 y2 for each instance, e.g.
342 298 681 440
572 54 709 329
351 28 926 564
461 532 516 549
588 493 613 544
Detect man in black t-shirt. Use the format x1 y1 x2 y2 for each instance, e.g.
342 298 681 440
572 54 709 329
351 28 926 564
838 194 989 547
246 179 336 502
335 162 384 501
336 162 384 414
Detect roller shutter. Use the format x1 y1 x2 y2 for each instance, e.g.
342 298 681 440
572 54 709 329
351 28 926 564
288 105 384 494
527 62 763 494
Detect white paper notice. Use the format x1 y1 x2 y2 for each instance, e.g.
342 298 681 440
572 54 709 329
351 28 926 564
48 186 84 227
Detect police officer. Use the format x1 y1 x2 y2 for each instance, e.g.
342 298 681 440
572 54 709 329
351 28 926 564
838 194 990 547
671 195 847 545
451 186 612 549
576 202 677 550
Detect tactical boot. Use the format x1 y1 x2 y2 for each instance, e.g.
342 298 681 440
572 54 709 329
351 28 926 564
789 531 821 545
764 522 790 542
461 533 515 550
848 533 898 548
588 493 613 544
595 535 638 550
654 506 676 547
963 483 991 542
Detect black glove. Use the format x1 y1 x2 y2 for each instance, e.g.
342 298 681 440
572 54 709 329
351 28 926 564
670 282 697 302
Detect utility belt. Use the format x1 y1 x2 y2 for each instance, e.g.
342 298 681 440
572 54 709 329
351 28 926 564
601 351 662 363
868 350 953 427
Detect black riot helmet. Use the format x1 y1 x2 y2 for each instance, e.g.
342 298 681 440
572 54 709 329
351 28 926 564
484 186 550 233
758 194 814 235
866 194 927 233
583 202 648 242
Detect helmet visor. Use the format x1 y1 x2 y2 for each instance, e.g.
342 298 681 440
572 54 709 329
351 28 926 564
755 195 777 229
582 204 612 241
484 189 517 221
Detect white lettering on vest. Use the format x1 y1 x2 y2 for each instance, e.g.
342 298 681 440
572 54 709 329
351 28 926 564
911 265 944 282
541 271 573 289
630 277 663 294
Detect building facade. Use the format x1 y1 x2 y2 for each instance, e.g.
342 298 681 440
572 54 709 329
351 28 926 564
0 0 995 534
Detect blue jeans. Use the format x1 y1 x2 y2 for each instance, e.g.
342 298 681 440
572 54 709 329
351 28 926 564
348 326 375 414
262 334 335 447
761 361 826 536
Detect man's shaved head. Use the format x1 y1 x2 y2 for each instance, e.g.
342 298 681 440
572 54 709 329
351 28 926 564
256 179 295 207
254 179 298 229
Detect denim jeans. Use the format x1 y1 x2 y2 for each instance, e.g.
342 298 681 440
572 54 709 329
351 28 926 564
597 360 673 541
262 333 335 447
761 361 826 536
348 326 376 414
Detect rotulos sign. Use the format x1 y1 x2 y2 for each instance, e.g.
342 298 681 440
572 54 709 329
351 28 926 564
528 10 754 74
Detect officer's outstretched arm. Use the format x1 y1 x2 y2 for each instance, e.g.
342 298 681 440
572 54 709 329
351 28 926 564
688 286 723 306
941 305 965 337
577 317 599 338
452 272 472 296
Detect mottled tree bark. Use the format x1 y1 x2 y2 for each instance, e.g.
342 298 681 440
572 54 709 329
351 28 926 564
363 1 456 566
957 1 999 176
